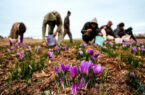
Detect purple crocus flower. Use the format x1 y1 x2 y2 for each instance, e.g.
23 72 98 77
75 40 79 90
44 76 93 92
59 64 62 73
49 49 53 52
60 63 71 72
88 60 93 68
141 46 144 50
70 66 78 79
132 46 137 54
79 61 93 75
80 42 87 47
7 49 11 53
78 50 83 56
35 46 41 53
91 55 95 60
26 46 31 51
11 46 15 50
122 44 127 48
103 46 107 50
80 77 85 89
61 46 66 51
16 50 25 60
54 66 58 73
115 46 118 49
93 64 104 74
87 48 94 55
79 61 89 75
132 41 136 44
48 51 54 58
130 72 136 78
141 48 145 53
140 46 145 53
60 76 64 84
29 65 33 70
94 53 99 58
109 42 113 47
54 46 59 53
72 82 80 95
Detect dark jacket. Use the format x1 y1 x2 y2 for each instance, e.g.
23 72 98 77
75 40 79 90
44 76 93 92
125 29 136 41
100 25 115 37
114 26 125 38
64 16 70 29
81 22 100 39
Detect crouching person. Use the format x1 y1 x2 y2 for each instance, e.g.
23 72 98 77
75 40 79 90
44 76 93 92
100 21 115 41
114 22 125 38
124 27 137 42
9 22 26 46
81 18 102 44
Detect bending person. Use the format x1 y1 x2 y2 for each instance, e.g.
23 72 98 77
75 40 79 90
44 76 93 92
81 18 102 44
9 22 26 46
42 11 63 46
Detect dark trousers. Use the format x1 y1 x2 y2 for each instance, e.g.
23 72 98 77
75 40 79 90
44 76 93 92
63 28 73 43
82 32 94 43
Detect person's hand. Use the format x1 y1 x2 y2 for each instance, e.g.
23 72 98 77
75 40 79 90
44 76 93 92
87 29 92 32
125 34 129 36
53 32 57 37
98 33 102 36
42 42 47 47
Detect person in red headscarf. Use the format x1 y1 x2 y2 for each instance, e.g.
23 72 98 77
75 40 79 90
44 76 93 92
100 21 115 41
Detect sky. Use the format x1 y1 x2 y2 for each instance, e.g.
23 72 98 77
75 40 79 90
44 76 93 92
0 0 145 39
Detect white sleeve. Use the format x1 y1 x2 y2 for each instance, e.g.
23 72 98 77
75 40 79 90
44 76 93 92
101 29 107 41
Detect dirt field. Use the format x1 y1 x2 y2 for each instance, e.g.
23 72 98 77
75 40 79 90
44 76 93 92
0 38 144 95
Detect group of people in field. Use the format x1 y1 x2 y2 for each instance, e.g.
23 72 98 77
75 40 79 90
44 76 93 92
82 18 136 44
8 11 136 46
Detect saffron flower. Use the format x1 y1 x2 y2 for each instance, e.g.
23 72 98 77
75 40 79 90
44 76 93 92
70 66 78 79
11 46 15 50
80 42 87 47
60 63 71 72
79 60 93 75
48 51 54 58
16 50 25 60
109 42 113 47
60 76 64 84
61 46 66 51
132 46 137 54
130 72 136 78
72 82 79 95
94 53 99 58
26 46 31 51
80 77 85 89
49 49 53 52
54 65 58 73
87 48 94 55
91 55 95 60
93 64 104 74
7 49 11 53
35 46 41 53
78 50 83 56
103 46 107 50
54 46 59 53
